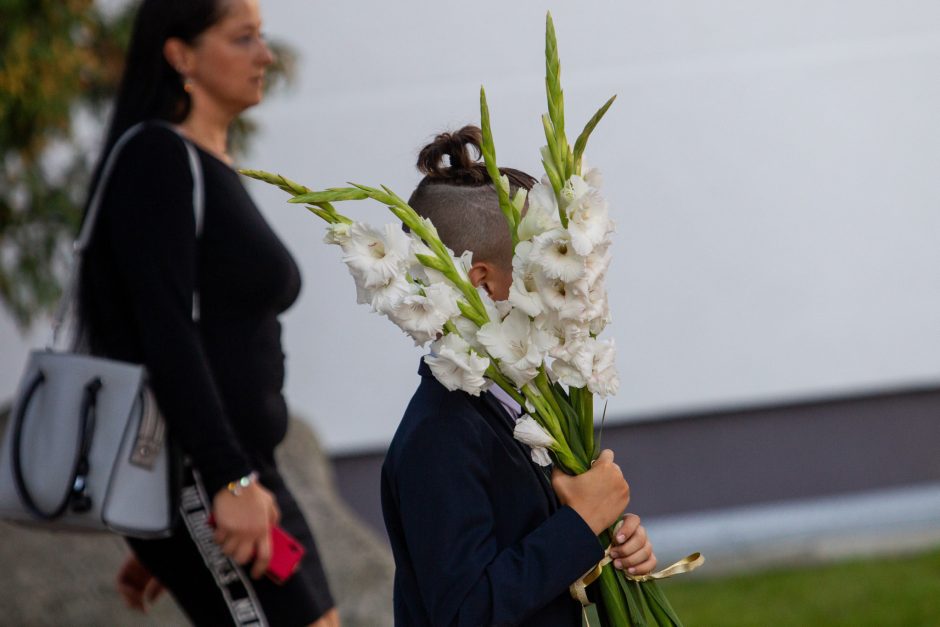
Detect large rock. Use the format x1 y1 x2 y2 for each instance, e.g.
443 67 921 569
0 409 394 626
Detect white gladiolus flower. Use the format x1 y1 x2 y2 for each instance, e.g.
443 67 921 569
550 337 595 388
551 337 619 397
323 222 352 246
453 315 483 351
587 339 619 397
529 229 586 283
477 309 551 388
342 223 413 289
550 356 588 389
529 445 553 467
458 250 474 277
584 167 604 190
585 286 611 335
534 272 585 321
513 416 556 467
425 334 491 396
508 242 543 318
517 182 561 242
388 282 461 346
361 273 414 315
566 187 611 256
559 175 591 210
477 286 503 323
534 311 564 346
583 244 612 288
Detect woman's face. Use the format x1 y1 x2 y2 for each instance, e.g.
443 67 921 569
185 0 274 117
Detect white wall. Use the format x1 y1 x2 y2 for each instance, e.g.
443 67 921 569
2 0 939 452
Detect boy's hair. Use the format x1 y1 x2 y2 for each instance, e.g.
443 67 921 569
407 126 536 270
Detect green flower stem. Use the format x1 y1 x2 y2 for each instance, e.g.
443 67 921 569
479 86 519 246
456 300 487 328
525 384 588 475
289 182 490 325
521 384 563 442
545 12 586 230
484 365 527 407
239 168 310 196
595 549 631 627
571 386 595 459
533 369 589 464
368 184 490 322
304 205 340 224
240 169 354 224
544 13 571 182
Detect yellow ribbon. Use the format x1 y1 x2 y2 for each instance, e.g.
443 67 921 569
569 522 705 606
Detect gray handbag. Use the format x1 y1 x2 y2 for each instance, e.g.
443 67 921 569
0 121 204 538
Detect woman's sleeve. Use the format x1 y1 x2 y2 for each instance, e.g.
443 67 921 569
102 127 252 496
393 409 603 625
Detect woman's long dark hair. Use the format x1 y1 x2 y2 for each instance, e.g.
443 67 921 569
86 0 227 207
77 0 228 351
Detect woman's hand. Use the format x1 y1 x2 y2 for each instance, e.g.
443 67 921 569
116 553 164 612
212 480 281 579
608 513 657 575
551 449 630 535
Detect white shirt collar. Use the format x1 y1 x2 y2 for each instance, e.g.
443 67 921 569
490 385 522 419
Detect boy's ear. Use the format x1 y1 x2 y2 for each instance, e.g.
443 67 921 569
468 261 494 297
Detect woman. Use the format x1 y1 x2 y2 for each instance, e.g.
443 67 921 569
78 1 337 625
380 127 657 626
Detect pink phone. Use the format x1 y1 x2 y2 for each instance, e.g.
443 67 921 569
206 515 305 584
267 524 305 584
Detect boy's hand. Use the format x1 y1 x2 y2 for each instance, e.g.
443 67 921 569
608 513 657 575
551 449 629 535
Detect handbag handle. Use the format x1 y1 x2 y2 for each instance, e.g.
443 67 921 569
12 373 103 520
50 121 205 348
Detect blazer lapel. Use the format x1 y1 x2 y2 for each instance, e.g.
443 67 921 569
417 361 559 512
478 392 559 512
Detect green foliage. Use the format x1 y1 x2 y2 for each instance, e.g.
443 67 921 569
0 0 131 328
0 0 294 329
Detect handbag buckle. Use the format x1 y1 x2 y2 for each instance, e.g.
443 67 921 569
130 390 165 470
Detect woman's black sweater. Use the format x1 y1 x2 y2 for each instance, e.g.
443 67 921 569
79 123 302 496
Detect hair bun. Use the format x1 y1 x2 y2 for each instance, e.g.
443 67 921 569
416 125 487 183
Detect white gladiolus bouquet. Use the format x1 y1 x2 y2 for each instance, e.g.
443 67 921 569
243 13 700 627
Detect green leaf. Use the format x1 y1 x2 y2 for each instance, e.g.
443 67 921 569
597 566 632 627
573 95 617 175
582 603 603 627
614 570 650 626
640 581 684 627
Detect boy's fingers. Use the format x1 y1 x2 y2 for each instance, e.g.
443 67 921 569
627 553 658 575
596 449 614 465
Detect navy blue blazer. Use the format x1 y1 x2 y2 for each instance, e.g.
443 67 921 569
381 361 604 626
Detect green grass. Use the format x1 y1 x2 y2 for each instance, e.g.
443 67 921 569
659 547 940 627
